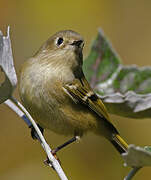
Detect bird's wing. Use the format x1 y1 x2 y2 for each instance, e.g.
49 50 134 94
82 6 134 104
63 76 110 121
63 76 128 153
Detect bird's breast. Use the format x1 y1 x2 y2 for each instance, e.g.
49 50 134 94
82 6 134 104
19 60 97 136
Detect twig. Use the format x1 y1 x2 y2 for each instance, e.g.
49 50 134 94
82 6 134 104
5 98 69 180
124 167 141 180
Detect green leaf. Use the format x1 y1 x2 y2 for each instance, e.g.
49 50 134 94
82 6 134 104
83 29 121 90
144 146 151 152
83 29 151 118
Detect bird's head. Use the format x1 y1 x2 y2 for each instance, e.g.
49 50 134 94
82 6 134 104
36 30 84 59
33 30 84 77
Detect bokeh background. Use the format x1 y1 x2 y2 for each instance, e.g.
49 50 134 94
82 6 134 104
0 0 151 179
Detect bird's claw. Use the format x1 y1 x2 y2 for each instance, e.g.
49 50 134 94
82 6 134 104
44 151 61 167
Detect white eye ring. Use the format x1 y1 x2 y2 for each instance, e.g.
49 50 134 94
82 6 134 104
56 37 64 46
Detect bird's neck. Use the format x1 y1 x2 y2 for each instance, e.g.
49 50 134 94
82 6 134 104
34 50 83 83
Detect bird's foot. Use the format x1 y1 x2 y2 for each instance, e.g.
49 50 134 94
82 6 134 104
44 152 61 167
44 136 80 166
30 124 44 140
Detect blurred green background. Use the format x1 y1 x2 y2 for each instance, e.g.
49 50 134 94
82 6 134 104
0 0 151 179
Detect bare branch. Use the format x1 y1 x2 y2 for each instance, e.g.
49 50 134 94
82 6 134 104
5 98 69 180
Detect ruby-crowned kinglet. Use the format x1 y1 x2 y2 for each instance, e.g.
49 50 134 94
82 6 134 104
19 30 128 154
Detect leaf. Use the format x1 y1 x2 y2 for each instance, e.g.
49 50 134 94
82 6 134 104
0 27 17 104
83 29 121 89
83 29 151 118
122 145 151 167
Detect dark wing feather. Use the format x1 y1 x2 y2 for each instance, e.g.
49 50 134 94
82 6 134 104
63 76 110 121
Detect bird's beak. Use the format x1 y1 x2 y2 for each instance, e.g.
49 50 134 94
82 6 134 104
70 40 84 48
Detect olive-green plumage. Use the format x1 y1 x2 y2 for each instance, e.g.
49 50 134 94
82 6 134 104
19 30 128 154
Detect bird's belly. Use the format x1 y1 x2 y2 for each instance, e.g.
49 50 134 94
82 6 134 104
25 91 97 136
36 102 96 136
20 76 97 136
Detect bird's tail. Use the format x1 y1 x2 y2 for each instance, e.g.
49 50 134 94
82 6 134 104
110 134 128 154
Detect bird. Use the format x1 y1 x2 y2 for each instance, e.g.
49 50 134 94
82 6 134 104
19 30 128 155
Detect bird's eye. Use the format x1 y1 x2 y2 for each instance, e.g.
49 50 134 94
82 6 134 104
56 37 64 46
